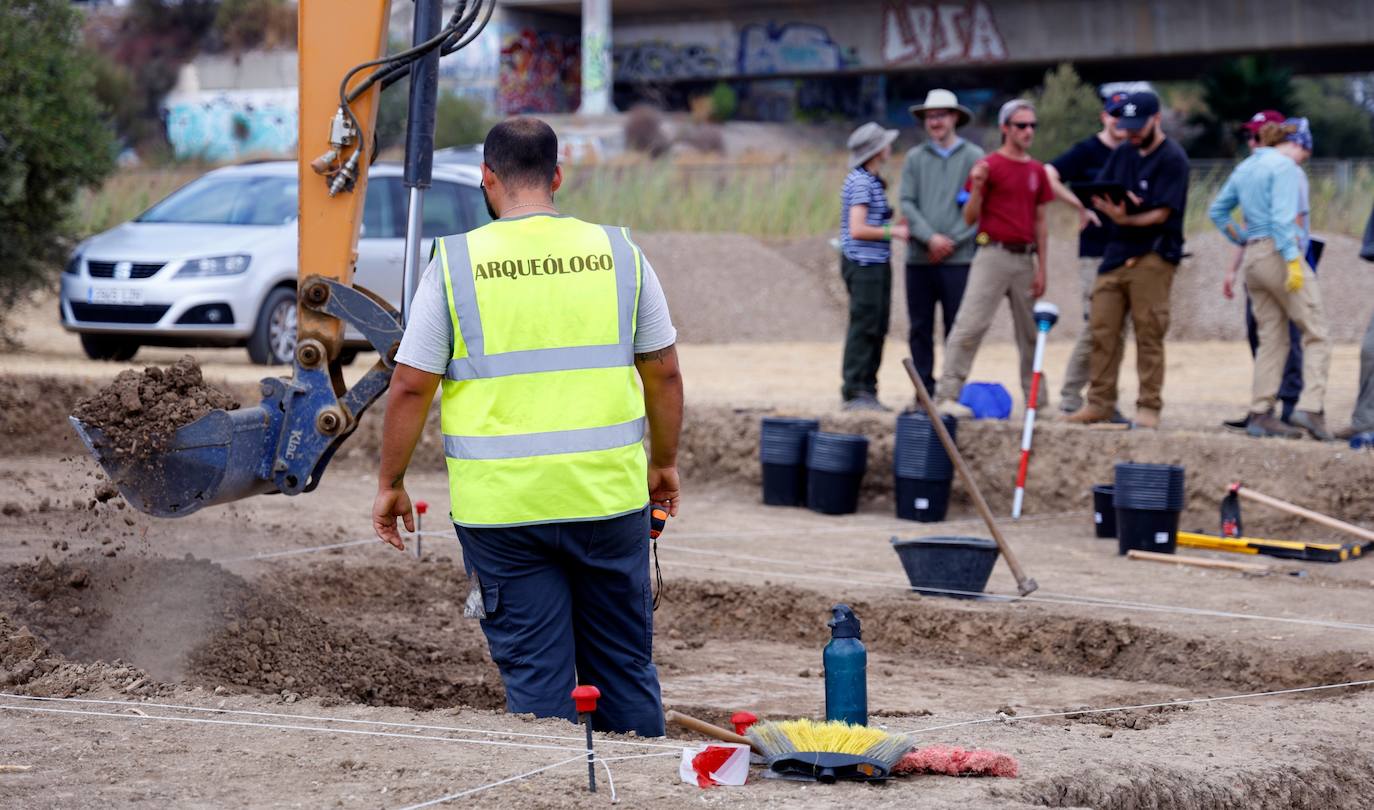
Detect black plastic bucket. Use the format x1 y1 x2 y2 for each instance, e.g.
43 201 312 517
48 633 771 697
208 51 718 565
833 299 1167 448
890 536 999 598
1116 508 1180 555
895 477 952 522
806 432 868 515
1113 463 1185 511
893 412 957 480
1092 485 1116 538
760 417 819 506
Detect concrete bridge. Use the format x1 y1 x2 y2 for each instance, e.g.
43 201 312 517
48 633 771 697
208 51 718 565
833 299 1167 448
418 0 1374 115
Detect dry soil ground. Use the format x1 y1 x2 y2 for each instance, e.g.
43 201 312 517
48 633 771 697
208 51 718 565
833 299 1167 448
2 231 1374 809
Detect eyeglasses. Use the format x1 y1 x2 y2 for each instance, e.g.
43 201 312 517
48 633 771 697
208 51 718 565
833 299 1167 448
1011 121 1037 130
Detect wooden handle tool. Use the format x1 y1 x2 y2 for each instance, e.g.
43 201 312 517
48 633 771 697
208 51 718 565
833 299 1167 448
664 710 760 753
1232 483 1374 545
902 358 1038 596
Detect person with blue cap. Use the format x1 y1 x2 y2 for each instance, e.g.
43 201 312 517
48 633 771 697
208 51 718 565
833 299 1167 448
1208 118 1332 440
1065 90 1190 430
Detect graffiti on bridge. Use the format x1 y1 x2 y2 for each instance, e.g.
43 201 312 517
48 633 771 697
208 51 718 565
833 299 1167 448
738 22 856 75
881 0 1007 65
500 28 581 113
614 41 724 81
164 90 296 162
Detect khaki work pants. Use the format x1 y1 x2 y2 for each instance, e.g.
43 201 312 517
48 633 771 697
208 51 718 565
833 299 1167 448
1086 252 1176 414
1060 256 1126 412
1243 239 1330 415
936 245 1044 408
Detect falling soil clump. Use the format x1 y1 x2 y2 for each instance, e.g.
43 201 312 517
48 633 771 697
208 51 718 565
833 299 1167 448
71 356 239 461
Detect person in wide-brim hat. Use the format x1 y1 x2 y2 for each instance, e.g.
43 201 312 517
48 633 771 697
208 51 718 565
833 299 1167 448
847 121 899 168
908 88 972 127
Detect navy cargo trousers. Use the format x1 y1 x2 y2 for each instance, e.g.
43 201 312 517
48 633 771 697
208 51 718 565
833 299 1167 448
454 507 664 737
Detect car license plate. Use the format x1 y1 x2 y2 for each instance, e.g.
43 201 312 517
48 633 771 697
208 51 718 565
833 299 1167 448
88 286 144 306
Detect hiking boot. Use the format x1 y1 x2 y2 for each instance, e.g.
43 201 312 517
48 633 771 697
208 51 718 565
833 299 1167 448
1059 395 1084 415
1062 405 1115 425
935 399 974 419
1222 414 1251 434
1247 412 1303 439
842 394 891 413
1289 410 1333 441
1134 407 1161 430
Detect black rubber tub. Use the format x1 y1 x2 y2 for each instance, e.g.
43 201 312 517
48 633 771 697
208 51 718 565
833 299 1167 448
895 477 952 522
1116 509 1181 555
893 412 958 480
806 431 869 515
1113 463 1185 511
759 417 820 507
1092 484 1116 538
890 536 999 598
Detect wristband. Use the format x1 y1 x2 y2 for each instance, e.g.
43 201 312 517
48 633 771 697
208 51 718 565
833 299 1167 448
883 222 892 240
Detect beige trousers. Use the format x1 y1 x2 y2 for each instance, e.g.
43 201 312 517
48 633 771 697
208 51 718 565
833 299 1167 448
1060 256 1125 411
936 244 1045 408
1243 239 1330 414
1087 252 1176 414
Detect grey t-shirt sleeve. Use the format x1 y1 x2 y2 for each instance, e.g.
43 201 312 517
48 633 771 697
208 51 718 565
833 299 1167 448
634 255 677 354
391 249 677 371
393 257 453 375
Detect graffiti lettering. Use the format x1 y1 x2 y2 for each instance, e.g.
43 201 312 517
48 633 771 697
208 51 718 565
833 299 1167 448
614 41 723 81
882 1 1007 65
737 23 854 75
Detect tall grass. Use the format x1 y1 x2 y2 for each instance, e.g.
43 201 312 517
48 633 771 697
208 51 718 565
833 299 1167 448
70 159 1374 241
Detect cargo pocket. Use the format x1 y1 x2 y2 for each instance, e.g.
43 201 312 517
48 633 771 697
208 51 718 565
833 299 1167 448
477 581 514 668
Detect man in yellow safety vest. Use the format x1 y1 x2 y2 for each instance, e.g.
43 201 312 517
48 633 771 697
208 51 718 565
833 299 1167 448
372 117 683 736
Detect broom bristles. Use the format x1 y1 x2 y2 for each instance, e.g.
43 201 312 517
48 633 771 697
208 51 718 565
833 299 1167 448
748 719 913 765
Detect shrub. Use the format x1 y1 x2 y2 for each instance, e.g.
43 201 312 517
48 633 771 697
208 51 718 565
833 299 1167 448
0 0 116 339
708 82 738 123
1025 63 1102 163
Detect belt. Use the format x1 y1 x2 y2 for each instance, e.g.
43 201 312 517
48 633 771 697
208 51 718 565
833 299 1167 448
979 237 1036 255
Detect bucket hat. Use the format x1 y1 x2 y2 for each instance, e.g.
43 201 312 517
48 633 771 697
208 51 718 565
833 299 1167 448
908 89 972 127
847 122 899 168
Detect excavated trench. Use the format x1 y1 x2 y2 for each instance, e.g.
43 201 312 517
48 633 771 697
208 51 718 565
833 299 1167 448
3 554 1369 709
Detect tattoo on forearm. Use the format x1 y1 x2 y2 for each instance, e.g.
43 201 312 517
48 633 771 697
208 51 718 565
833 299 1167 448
635 347 672 364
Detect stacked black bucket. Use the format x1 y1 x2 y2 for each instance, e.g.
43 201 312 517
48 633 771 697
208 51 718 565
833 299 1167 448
805 432 869 514
893 412 957 522
1112 463 1185 555
759 417 820 506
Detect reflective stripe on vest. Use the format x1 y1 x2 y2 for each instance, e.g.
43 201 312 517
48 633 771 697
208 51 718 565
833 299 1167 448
442 224 639 381
436 216 648 527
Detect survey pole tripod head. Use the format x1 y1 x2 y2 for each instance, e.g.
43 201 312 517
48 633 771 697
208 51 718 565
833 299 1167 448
1033 301 1060 333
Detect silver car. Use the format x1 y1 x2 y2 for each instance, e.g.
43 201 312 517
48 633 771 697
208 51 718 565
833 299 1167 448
61 160 489 364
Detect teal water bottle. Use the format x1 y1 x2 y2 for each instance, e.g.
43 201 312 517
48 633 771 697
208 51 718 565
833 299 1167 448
823 604 867 725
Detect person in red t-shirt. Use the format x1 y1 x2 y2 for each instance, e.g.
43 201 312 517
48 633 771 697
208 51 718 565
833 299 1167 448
933 99 1053 417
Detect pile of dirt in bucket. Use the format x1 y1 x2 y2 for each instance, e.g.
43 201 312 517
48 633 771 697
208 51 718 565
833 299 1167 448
70 356 239 460
0 554 504 711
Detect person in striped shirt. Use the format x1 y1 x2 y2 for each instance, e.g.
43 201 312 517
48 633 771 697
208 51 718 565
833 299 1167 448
839 122 908 411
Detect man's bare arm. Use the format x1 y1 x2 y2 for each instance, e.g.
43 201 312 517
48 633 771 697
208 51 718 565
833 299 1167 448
373 363 442 549
635 344 684 515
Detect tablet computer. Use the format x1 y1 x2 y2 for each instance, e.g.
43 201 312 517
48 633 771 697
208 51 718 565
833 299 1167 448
1070 182 1128 207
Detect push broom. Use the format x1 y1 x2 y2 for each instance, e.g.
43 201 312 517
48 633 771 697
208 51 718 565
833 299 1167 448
1012 302 1059 519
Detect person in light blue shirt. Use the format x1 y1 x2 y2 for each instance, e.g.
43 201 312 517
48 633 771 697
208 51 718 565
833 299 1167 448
1209 121 1332 440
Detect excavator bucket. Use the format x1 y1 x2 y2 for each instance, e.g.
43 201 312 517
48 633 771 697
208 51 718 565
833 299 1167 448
70 278 402 518
70 406 277 517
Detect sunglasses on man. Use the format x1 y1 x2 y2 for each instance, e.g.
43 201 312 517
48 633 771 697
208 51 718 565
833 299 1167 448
1010 121 1037 130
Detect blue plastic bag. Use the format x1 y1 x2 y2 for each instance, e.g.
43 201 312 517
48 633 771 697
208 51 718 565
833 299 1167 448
959 382 1012 420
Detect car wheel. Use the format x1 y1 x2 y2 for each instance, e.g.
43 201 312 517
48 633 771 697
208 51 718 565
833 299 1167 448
248 287 297 365
80 333 140 362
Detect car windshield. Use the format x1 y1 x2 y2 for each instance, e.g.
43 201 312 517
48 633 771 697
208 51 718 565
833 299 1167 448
138 174 298 226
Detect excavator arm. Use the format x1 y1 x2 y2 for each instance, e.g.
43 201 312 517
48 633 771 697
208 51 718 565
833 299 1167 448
70 0 493 516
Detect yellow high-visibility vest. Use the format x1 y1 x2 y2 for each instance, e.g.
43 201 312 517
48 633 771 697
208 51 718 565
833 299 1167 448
436 214 647 527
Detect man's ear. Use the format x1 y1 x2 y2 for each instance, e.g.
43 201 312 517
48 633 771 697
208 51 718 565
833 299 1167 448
550 164 563 194
480 163 497 188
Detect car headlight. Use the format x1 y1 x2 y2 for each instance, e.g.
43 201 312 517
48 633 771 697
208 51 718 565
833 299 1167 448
176 254 252 278
63 251 83 275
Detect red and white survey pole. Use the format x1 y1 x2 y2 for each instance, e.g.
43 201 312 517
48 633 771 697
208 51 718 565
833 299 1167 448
1012 302 1059 519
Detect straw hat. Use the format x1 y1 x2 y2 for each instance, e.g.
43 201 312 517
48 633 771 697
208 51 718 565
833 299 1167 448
847 122 899 168
908 88 972 126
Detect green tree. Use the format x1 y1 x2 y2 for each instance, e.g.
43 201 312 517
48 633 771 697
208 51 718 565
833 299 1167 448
1293 77 1374 158
433 92 491 149
1189 56 1296 157
0 0 116 337
1025 63 1102 162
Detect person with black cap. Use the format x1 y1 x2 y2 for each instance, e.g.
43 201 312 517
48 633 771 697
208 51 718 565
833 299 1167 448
838 121 908 411
1065 90 1189 430
899 89 984 399
1045 90 1130 416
